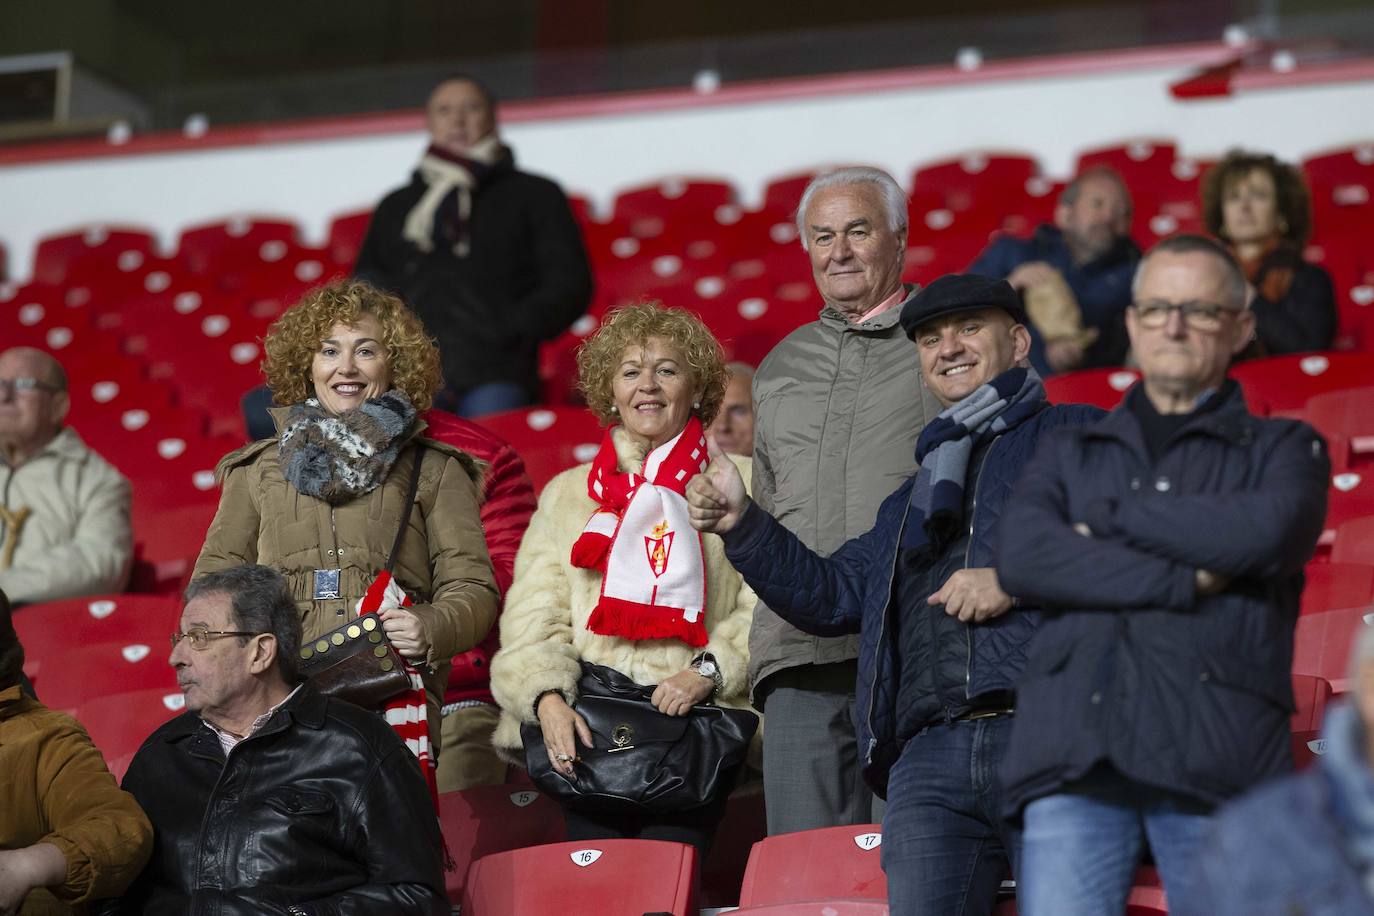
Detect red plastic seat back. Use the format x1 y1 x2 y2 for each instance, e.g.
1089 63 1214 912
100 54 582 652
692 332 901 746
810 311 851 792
474 407 605 493
13 594 181 679
327 208 374 266
1333 516 1374 566
1302 562 1374 616
437 784 566 903
1230 352 1374 415
734 903 891 914
738 824 887 906
73 687 188 777
33 225 157 286
462 838 697 916
1043 367 1140 410
30 639 179 711
1293 604 1372 693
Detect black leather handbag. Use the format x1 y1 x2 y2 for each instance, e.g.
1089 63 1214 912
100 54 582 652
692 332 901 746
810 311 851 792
521 661 759 814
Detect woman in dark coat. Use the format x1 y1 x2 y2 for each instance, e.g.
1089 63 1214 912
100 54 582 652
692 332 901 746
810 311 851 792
1201 149 1337 356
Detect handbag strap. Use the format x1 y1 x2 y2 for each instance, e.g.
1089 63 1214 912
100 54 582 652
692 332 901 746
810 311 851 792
385 446 425 574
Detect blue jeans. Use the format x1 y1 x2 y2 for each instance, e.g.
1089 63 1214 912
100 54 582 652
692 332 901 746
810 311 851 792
1019 772 1213 916
882 716 1019 916
437 381 531 418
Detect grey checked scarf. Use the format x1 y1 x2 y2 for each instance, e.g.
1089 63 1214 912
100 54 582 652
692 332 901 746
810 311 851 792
901 367 1046 557
278 389 418 504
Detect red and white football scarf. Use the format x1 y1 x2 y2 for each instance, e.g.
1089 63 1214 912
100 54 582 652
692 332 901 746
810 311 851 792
571 417 710 647
355 571 438 806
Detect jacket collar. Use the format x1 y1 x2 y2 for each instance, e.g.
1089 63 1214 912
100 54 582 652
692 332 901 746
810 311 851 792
819 283 915 333
1 427 88 470
163 680 327 755
1085 378 1257 453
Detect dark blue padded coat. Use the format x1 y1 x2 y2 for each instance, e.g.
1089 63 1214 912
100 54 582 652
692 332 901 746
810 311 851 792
996 382 1330 816
723 401 1102 796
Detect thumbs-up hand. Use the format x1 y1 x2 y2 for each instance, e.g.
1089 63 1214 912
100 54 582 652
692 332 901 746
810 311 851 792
687 435 749 534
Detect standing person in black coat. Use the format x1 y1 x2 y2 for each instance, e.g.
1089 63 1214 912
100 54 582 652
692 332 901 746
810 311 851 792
996 234 1330 916
354 75 593 417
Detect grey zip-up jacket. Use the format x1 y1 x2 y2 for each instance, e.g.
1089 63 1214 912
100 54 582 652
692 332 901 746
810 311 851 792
748 287 942 702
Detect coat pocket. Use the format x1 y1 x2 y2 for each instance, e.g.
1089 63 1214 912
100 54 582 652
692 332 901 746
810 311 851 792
1183 660 1292 798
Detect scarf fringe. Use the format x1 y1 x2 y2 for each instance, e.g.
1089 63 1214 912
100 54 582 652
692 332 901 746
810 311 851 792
586 597 710 647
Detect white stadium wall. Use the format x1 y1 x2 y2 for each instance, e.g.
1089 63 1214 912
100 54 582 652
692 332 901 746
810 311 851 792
2 40 1373 283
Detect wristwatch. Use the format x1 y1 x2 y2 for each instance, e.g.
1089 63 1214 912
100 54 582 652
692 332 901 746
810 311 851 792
690 652 724 695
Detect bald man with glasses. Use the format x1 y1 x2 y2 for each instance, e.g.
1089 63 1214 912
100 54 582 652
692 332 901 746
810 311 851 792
0 347 131 606
116 565 449 915
994 235 1330 915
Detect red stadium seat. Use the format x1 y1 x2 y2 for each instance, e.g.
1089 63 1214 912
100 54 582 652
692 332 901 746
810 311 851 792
1302 387 1374 470
130 500 220 595
176 216 301 274
12 594 181 681
32 225 158 286
1333 516 1374 566
1294 604 1372 693
475 407 605 492
1230 352 1374 415
437 784 566 904
738 824 887 907
326 208 374 266
1302 562 1374 616
1290 674 1334 770
612 178 738 226
30 639 179 711
1043 367 1140 409
462 839 697 916
762 170 820 215
73 687 187 777
1322 470 1374 552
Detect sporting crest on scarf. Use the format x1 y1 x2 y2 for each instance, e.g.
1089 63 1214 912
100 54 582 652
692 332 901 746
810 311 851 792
570 418 710 646
644 521 674 578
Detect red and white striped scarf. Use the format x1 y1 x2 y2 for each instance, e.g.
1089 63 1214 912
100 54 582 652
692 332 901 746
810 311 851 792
570 418 710 647
356 571 438 806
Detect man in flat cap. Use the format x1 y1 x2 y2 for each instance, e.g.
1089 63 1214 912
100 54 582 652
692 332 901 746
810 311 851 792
687 274 1103 915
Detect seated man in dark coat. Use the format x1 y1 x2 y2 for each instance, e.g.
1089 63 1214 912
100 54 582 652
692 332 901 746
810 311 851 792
996 234 1329 916
687 275 1102 916
354 74 593 417
116 565 448 915
969 166 1139 374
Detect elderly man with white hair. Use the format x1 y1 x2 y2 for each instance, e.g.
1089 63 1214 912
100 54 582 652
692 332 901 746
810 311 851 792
1192 624 1374 915
746 166 944 835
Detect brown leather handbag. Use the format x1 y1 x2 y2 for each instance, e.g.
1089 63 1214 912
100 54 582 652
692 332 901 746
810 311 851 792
296 449 423 708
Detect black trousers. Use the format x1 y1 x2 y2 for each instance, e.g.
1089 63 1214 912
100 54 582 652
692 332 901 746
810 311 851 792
561 787 732 860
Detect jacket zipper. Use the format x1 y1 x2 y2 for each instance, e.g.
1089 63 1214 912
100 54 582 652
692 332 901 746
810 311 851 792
866 497 912 765
329 507 343 616
963 435 1001 702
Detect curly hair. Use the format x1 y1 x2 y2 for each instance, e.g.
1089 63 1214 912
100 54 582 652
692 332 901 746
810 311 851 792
262 280 443 411
1201 149 1313 247
576 302 729 428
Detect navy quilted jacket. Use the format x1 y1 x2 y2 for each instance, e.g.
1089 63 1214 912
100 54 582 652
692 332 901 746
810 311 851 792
723 402 1103 796
996 382 1329 816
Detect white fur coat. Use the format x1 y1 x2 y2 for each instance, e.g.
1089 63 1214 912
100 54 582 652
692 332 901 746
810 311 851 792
489 432 757 761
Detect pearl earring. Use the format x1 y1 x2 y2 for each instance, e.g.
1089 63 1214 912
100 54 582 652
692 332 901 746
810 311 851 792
611 405 619 414
693 401 701 409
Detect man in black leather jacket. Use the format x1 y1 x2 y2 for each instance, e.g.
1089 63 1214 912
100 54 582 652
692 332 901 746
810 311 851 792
114 565 448 915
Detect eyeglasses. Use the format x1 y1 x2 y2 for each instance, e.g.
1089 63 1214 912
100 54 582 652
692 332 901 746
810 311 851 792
1132 300 1244 332
170 626 264 651
0 377 62 398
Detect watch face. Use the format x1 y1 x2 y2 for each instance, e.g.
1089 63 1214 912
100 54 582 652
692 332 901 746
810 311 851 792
698 661 718 678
